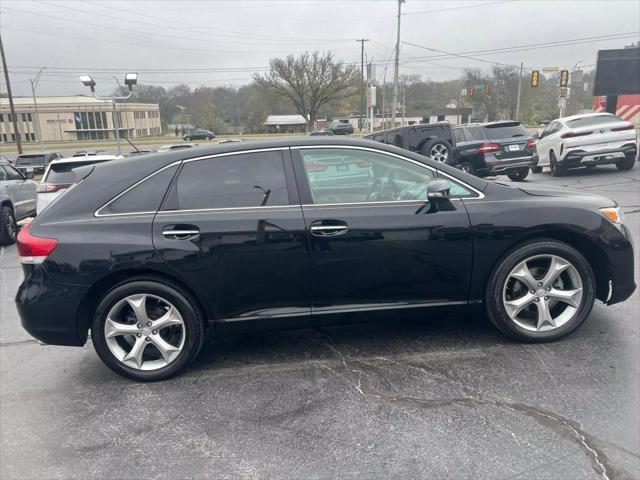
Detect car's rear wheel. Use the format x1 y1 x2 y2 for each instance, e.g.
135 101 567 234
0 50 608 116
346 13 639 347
423 140 452 164
459 162 476 176
0 205 17 246
616 154 635 171
486 240 595 342
507 167 529 181
91 279 205 381
549 151 565 177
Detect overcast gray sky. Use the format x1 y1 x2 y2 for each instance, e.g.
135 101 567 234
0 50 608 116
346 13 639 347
2 0 639 97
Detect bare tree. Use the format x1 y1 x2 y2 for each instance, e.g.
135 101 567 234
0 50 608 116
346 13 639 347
255 52 359 130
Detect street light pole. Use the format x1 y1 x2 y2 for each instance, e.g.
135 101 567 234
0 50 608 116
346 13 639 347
356 38 370 133
515 62 523 122
30 68 45 152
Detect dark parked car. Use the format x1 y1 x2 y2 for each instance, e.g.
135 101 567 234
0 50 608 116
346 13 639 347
329 122 355 135
15 152 64 175
364 122 455 164
309 129 334 136
16 138 635 381
453 121 538 181
183 129 215 141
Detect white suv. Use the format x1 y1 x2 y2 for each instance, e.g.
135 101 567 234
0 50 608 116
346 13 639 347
536 112 637 176
1 157 37 245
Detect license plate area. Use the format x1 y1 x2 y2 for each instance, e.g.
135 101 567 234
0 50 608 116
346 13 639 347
507 144 520 152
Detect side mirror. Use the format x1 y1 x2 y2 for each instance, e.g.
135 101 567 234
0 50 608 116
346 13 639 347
427 179 450 200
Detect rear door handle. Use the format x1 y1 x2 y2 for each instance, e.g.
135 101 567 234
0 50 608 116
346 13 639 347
310 220 348 237
162 225 200 240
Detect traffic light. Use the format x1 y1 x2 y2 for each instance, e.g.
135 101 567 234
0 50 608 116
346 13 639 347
560 70 569 87
531 70 539 87
484 84 492 94
468 86 476 96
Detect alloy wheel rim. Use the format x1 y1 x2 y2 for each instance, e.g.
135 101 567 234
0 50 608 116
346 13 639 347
430 144 448 162
502 254 583 332
461 165 471 173
104 294 186 370
4 211 16 240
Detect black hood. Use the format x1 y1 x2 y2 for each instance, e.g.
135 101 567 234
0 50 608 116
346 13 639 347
516 182 616 206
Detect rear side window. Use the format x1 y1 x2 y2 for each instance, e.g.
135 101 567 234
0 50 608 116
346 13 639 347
483 123 529 140
566 115 620 128
175 150 289 210
46 161 107 184
467 127 487 141
104 164 178 215
453 129 465 143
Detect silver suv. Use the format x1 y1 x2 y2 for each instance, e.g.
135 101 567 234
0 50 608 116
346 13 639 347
0 156 37 245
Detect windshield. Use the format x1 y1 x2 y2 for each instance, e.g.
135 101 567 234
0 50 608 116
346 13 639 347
45 161 107 183
16 155 45 166
483 123 530 140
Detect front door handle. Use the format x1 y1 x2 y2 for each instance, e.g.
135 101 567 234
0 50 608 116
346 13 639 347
162 225 200 240
310 220 348 237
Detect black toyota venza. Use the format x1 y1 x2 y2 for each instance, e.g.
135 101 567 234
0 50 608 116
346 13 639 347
15 138 635 381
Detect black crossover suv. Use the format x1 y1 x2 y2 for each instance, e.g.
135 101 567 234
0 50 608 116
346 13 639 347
16 138 635 381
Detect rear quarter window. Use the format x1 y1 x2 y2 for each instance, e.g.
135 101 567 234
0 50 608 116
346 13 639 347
102 164 179 215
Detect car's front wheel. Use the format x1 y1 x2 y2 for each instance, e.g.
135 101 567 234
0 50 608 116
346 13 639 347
486 240 595 342
0 205 17 246
91 278 205 381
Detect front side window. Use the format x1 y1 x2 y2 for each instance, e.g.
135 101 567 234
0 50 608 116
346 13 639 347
3 165 23 181
300 148 435 204
175 150 289 210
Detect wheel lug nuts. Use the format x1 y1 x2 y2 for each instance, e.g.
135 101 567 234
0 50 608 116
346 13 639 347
136 323 142 329
535 298 540 302
152 330 157 335
545 296 549 300
530 290 535 294
136 333 141 338
546 286 551 291
145 337 150 341
146 321 152 327
537 282 542 287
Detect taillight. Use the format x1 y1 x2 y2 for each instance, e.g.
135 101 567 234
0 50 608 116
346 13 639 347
526 139 536 149
611 124 634 132
37 183 72 193
561 130 592 139
16 223 58 265
305 162 327 172
476 143 501 154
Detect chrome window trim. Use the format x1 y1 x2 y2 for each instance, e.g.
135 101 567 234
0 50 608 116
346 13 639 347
292 144 485 201
156 205 302 216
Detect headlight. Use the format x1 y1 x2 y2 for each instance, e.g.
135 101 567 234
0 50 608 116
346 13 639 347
599 206 625 227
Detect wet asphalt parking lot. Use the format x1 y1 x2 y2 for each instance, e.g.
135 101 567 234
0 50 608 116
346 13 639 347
1 165 639 480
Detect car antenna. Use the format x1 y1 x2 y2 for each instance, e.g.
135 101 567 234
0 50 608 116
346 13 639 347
124 136 141 153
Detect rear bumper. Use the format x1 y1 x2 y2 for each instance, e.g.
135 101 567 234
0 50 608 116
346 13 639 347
478 154 538 175
561 143 637 167
15 266 89 346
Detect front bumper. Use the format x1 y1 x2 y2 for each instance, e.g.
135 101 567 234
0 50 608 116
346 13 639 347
605 223 636 305
561 143 637 168
15 265 89 346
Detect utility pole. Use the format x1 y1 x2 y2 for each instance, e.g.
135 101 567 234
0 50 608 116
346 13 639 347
0 33 22 154
357 38 370 133
515 62 523 122
30 68 45 152
381 66 388 130
391 0 404 127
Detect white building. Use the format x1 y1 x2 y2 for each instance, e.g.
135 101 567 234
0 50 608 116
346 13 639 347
0 96 162 143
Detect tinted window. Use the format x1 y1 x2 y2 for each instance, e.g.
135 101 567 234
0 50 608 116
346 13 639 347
16 154 45 166
483 123 529 140
300 148 434 204
106 164 178 214
3 165 23 181
175 151 289 210
46 160 110 184
467 127 487 141
453 128 465 143
566 115 621 128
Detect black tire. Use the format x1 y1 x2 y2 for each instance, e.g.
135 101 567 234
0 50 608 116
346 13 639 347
550 151 566 177
507 167 529 182
0 205 17 246
91 277 206 381
616 154 635 171
459 162 476 176
422 139 452 164
485 239 595 342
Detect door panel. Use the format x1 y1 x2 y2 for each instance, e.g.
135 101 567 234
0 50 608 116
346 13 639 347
152 149 311 330
293 147 473 322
